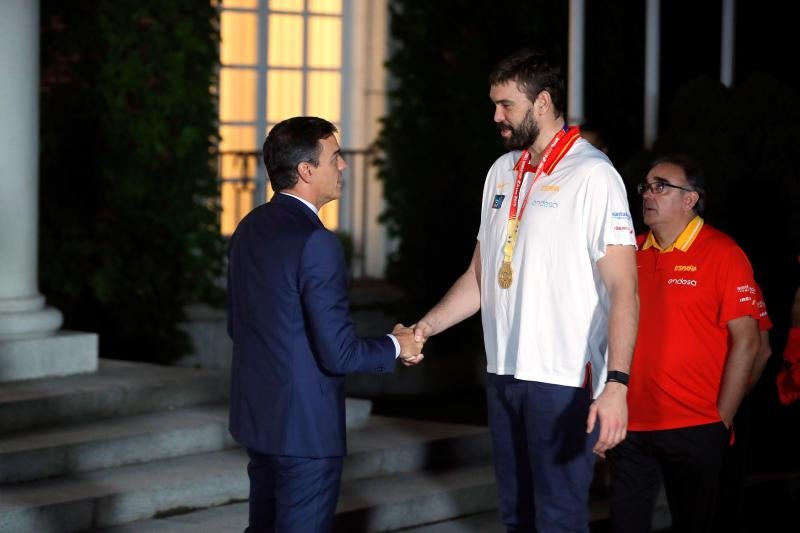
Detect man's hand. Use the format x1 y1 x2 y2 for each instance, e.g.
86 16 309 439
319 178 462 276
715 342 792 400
412 319 434 343
586 382 628 458
393 323 425 366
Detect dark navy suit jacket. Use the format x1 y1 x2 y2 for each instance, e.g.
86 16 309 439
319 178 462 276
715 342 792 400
227 193 396 458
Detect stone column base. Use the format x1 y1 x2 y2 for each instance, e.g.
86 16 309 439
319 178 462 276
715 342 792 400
175 304 232 370
0 331 98 382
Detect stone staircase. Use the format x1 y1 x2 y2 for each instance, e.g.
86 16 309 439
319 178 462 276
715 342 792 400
0 359 498 532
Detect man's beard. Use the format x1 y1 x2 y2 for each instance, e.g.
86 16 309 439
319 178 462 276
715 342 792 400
498 108 539 151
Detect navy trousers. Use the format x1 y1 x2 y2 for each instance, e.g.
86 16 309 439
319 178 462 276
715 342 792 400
486 374 599 533
245 449 344 533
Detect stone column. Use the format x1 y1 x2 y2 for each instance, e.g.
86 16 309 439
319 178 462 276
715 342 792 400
0 0 97 382
720 0 736 87
644 0 661 150
568 0 585 126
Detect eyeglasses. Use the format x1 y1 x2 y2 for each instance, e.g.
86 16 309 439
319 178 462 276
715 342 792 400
636 181 694 195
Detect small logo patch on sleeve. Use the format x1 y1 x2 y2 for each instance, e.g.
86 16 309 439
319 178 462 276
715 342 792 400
492 194 506 209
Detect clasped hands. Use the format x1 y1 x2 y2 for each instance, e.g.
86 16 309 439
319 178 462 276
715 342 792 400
392 323 426 366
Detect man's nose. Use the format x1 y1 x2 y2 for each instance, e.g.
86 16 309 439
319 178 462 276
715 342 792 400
493 107 504 123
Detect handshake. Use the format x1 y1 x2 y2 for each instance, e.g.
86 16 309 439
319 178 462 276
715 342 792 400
392 322 428 366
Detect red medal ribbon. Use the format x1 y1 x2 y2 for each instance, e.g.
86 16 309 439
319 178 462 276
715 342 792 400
499 125 581 287
509 126 581 223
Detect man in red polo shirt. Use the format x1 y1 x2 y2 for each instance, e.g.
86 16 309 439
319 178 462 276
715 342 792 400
608 155 761 533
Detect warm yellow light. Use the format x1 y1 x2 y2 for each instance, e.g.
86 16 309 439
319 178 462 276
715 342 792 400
318 200 339 229
270 0 303 13
267 70 303 122
221 182 256 235
220 11 257 66
222 0 258 8
308 16 341 68
220 69 257 122
268 14 304 67
219 126 257 170
308 0 342 15
219 125 258 235
307 71 341 123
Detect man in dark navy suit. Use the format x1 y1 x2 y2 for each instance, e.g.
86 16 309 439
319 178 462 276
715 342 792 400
227 116 424 533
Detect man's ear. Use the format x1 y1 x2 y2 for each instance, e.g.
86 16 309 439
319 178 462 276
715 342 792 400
535 90 552 117
296 161 313 184
684 190 700 212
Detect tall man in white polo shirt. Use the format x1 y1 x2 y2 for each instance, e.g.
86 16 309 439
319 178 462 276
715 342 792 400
413 49 639 532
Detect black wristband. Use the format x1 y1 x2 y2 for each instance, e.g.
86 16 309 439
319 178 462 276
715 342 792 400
606 370 630 386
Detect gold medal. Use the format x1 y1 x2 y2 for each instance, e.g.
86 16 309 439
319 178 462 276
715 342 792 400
498 261 513 288
495 128 578 292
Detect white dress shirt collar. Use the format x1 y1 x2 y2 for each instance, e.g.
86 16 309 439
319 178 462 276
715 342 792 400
279 191 318 214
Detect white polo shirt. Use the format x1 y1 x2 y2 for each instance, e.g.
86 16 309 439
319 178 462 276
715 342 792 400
477 138 635 397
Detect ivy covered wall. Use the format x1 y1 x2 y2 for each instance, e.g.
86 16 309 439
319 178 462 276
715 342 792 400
39 1 225 364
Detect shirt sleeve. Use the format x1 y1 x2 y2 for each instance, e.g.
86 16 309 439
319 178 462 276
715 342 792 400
581 162 637 263
754 283 773 331
717 245 761 326
476 165 496 244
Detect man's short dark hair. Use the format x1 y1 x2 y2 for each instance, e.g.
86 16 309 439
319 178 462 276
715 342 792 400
262 116 338 191
489 49 566 119
652 154 707 214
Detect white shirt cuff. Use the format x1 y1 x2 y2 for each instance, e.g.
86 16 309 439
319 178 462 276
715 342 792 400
387 334 400 358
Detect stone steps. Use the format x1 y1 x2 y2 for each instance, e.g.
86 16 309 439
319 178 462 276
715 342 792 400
0 415 493 532
97 502 249 532
101 477 657 533
0 360 229 434
0 448 249 532
396 497 616 532
97 464 497 533
0 404 234 484
396 510 505 532
342 417 490 482
334 464 496 532
0 357 373 483
0 358 497 532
